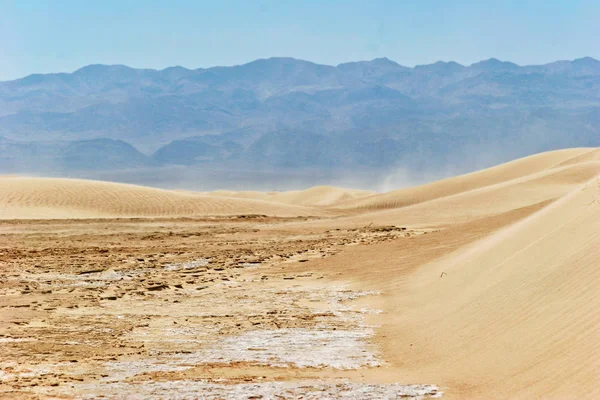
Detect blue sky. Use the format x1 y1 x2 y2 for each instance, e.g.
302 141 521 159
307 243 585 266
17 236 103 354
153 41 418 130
1 0 599 80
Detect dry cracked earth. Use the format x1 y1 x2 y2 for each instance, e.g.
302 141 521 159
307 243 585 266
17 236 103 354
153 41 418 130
1 216 441 399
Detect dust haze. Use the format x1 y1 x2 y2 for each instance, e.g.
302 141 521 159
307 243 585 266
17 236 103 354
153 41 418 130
7 143 533 195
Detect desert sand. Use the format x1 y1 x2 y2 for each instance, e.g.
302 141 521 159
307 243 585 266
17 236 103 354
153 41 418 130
0 177 332 219
1 148 599 399
206 186 375 206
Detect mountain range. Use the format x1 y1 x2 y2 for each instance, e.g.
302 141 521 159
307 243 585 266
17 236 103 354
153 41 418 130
0 56 598 187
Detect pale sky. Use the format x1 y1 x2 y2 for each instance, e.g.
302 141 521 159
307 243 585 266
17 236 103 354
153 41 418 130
1 0 599 80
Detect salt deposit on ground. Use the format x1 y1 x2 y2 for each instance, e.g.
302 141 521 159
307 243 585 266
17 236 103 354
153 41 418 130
164 258 210 271
50 380 442 399
191 328 380 369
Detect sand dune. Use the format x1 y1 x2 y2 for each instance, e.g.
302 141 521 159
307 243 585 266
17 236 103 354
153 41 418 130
207 185 375 206
5 149 595 221
297 148 599 231
336 147 598 211
0 177 327 219
293 175 599 398
341 159 600 227
269 186 375 206
379 176 600 398
284 149 599 398
206 190 272 202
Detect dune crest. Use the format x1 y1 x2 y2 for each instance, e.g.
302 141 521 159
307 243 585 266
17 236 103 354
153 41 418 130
336 147 598 211
0 177 326 219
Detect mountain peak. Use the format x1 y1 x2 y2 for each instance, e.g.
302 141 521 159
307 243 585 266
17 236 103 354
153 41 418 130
71 64 149 81
572 56 600 65
230 57 327 73
370 57 399 66
414 60 465 73
471 58 519 70
73 64 134 74
161 66 191 73
160 66 194 79
246 57 311 66
336 57 409 76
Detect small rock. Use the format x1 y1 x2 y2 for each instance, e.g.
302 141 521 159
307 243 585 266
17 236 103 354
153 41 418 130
146 284 168 291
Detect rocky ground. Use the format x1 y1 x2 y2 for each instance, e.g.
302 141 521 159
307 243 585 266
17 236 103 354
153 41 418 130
0 216 441 399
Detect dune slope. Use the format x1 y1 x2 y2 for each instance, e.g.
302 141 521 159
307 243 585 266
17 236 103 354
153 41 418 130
381 176 600 398
0 177 326 219
336 147 598 211
299 174 599 398
317 149 600 228
207 186 375 207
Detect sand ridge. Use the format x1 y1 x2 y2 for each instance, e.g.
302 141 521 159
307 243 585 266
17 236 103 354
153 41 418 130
3 148 596 220
334 147 598 211
375 175 600 398
0 177 333 219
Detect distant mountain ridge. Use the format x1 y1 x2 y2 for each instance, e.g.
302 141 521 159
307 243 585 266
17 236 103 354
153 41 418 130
0 57 598 177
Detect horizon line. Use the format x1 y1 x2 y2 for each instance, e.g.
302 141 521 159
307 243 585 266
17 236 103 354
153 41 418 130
4 56 599 82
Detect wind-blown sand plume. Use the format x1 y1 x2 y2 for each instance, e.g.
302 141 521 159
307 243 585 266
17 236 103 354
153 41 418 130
336 147 598 211
318 149 600 228
0 177 326 219
207 186 375 206
268 186 375 206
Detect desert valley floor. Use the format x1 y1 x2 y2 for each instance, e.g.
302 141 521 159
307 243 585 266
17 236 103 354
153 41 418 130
1 148 599 399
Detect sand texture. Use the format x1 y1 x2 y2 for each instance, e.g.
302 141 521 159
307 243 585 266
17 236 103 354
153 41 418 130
1 147 599 399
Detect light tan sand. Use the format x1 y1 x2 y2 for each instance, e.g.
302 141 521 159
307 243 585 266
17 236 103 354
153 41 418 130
285 148 600 398
1 148 599 399
339 158 600 227
0 177 329 219
372 177 600 399
335 147 598 211
207 185 375 206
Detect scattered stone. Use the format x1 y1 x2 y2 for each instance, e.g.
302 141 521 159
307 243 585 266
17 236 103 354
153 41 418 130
78 269 105 275
146 284 168 291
